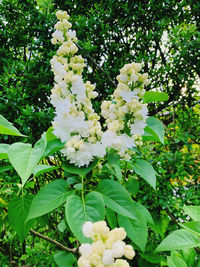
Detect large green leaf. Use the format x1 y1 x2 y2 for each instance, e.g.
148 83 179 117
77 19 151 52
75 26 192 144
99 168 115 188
133 159 156 189
135 202 154 225
33 165 59 177
65 192 105 243
26 179 71 221
118 214 148 252
0 144 9 159
183 205 200 221
167 255 187 267
0 115 25 136
96 179 140 221
8 138 46 185
106 207 117 229
42 139 64 158
107 149 122 181
180 221 200 237
54 251 77 267
143 117 164 144
143 91 169 103
8 195 35 242
62 159 98 177
156 229 200 252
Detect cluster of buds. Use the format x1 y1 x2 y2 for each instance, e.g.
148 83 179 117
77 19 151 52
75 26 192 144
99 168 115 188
78 221 135 267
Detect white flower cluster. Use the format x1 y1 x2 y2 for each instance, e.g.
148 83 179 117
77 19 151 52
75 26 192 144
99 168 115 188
78 221 135 267
50 10 105 167
50 10 150 166
101 63 150 159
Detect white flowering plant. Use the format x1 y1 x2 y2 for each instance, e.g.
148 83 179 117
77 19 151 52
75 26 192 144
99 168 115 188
0 9 172 267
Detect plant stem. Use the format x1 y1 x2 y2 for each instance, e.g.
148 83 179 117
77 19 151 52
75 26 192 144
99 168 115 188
30 229 78 253
81 172 86 221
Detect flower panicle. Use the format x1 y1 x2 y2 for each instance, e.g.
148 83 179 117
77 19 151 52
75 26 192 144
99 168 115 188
50 10 151 167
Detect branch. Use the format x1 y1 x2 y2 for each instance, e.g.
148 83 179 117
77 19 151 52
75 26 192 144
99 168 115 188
165 208 179 224
30 229 78 253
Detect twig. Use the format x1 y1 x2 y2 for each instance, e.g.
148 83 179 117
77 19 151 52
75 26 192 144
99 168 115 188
165 208 179 224
30 229 78 253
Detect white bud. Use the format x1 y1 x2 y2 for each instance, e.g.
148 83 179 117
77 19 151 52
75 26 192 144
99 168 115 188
79 243 92 257
82 221 94 238
103 250 114 265
112 240 125 258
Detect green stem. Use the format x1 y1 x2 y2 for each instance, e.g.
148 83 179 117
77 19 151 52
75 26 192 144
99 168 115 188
81 172 86 221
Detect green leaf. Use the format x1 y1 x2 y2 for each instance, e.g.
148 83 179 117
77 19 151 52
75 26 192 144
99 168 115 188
33 165 59 177
58 220 67 233
42 139 64 158
126 176 139 197
8 138 46 185
96 179 139 221
107 149 122 181
8 195 35 242
182 248 196 266
105 207 117 229
62 159 98 177
150 213 170 238
0 165 13 173
167 255 187 267
133 159 156 189
65 192 105 243
183 205 200 221
118 214 148 252
143 91 169 103
0 115 25 137
135 202 154 225
140 253 165 264
143 117 164 144
180 221 200 237
156 229 200 252
54 251 76 267
26 179 72 221
45 127 57 142
0 144 9 159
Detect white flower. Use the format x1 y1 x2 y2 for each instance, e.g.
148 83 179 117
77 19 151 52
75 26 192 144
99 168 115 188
79 243 92 257
130 119 146 136
140 105 148 119
118 89 138 103
71 75 86 102
82 222 94 238
52 29 64 42
102 250 114 265
68 29 76 39
112 240 125 258
78 256 91 267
